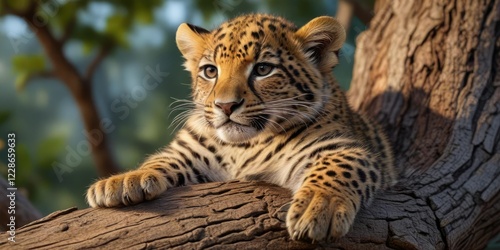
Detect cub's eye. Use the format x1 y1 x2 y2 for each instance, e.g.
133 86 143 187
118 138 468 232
253 63 274 77
202 65 218 79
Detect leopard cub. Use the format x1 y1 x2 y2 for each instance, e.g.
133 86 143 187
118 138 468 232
87 14 397 242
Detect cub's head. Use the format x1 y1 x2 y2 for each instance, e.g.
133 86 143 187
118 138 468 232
176 14 345 143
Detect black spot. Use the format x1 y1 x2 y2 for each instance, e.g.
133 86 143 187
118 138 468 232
357 159 368 168
263 152 273 162
326 170 336 177
215 155 223 163
365 186 371 201
357 168 367 183
342 172 352 178
268 24 276 31
207 145 217 153
317 175 324 180
170 163 179 170
338 164 353 170
154 167 167 174
323 181 332 187
293 69 300 76
217 33 226 40
185 158 193 168
369 170 378 183
251 31 260 39
334 179 347 187
177 173 185 186
350 199 358 211
166 176 174 186
310 179 318 183
203 157 210 165
343 156 355 161
351 180 359 188
192 152 201 159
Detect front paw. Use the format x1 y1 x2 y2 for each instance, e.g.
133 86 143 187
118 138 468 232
286 187 357 242
86 170 168 208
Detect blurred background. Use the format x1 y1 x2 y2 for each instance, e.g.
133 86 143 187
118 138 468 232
0 0 367 215
0 1 499 248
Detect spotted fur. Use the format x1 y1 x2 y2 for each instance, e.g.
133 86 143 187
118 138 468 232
87 14 397 242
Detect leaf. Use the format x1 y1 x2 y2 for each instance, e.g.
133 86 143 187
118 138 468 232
0 111 11 125
15 144 32 187
5 0 31 12
12 54 46 74
15 72 29 91
105 14 130 47
37 135 67 170
133 6 154 24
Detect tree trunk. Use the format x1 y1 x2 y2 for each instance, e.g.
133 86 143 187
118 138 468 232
347 0 500 249
2 0 498 249
5 3 121 178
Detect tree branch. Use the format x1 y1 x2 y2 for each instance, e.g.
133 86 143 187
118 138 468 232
18 9 82 94
337 0 354 32
9 2 121 177
85 45 111 83
339 0 374 26
59 15 76 44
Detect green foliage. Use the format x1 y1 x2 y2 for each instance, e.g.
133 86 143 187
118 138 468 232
0 111 11 125
11 54 46 91
70 0 162 52
36 136 67 170
12 54 46 72
2 0 31 13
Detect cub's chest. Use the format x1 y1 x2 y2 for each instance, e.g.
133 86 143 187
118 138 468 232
218 138 313 183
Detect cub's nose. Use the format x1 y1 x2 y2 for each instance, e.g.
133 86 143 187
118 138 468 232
214 99 244 116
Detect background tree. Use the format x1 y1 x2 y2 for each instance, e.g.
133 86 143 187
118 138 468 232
0 0 498 249
1 0 168 178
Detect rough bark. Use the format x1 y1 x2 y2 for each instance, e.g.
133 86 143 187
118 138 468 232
348 0 500 249
2 0 499 249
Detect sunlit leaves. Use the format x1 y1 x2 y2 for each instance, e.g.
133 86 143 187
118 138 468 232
105 14 130 47
4 0 31 13
12 54 46 91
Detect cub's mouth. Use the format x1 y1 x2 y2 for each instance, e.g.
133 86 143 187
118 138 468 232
215 120 259 143
216 120 250 129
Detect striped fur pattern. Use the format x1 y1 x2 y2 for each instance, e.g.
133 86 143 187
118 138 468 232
86 14 397 242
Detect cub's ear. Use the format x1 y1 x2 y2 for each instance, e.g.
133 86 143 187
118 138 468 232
295 16 346 73
176 23 210 63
